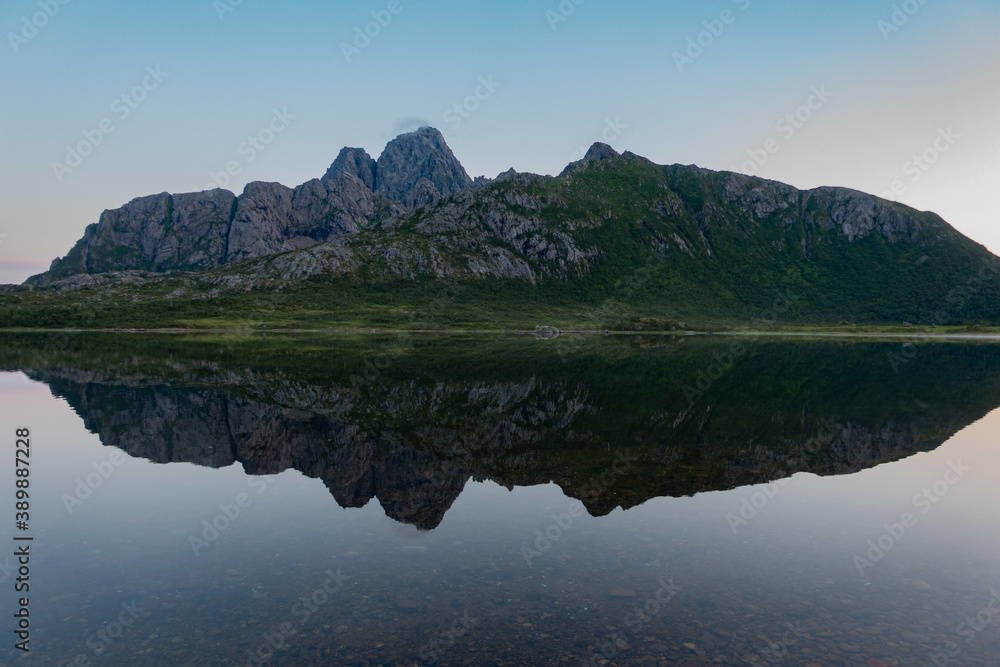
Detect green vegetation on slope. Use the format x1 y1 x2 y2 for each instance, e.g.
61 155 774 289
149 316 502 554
4 155 1000 330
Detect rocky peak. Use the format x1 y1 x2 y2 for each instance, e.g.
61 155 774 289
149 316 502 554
560 142 623 176
324 147 377 191
374 127 472 208
585 142 620 161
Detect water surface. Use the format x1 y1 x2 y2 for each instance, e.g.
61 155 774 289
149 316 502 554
1 334 999 666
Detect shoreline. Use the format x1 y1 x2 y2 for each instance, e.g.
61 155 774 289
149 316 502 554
3 327 1000 341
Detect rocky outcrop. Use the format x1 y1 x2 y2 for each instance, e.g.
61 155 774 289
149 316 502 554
204 181 598 289
808 187 927 243
225 182 296 262
560 142 623 175
169 190 238 267
719 172 932 243
722 172 800 221
374 127 472 206
33 189 237 280
323 130 472 210
585 142 620 161
28 128 476 285
324 147 377 190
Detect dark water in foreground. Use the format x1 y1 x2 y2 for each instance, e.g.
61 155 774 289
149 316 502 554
1 334 1000 666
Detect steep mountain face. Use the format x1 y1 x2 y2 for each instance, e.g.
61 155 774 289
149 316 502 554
27 127 469 285
322 127 473 204
46 189 236 276
372 126 473 206
324 147 377 190
222 174 391 263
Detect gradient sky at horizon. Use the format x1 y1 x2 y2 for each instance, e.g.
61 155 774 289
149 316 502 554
1 0 998 284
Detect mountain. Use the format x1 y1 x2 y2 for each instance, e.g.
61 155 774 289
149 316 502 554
7 128 1000 329
4 334 1000 529
27 127 470 281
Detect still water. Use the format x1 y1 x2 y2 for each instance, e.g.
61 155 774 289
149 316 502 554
1 333 999 666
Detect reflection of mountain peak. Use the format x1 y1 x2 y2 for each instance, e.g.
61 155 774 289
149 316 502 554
10 336 1000 530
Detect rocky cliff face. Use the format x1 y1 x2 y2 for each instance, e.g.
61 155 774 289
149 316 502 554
324 128 474 208
27 127 470 285
42 189 237 277
324 147 377 190
202 177 601 289
373 126 472 206
224 174 391 263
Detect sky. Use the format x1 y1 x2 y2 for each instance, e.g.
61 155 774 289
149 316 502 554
0 0 998 284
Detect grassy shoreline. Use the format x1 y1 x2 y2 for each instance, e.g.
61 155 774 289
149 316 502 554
3 326 1000 341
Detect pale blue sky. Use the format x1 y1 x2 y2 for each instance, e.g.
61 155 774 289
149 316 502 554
1 0 998 283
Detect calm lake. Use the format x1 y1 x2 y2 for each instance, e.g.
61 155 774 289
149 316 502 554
1 333 999 666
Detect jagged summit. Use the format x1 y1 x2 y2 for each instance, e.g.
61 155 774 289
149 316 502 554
585 142 620 161
29 127 473 284
324 147 377 190
322 127 473 207
373 126 473 207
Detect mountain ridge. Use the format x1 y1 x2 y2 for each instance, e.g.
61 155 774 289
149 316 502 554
7 127 1000 329
27 127 474 284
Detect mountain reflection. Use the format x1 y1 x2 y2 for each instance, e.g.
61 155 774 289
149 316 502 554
4 333 1000 530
